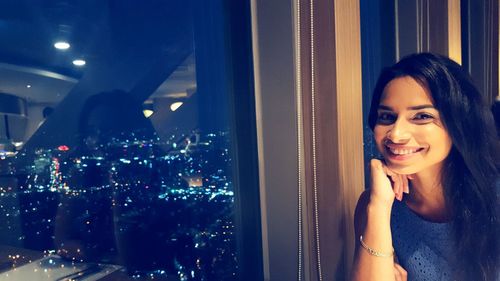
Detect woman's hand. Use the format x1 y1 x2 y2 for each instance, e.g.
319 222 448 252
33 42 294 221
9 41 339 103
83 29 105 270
369 159 411 208
394 263 408 281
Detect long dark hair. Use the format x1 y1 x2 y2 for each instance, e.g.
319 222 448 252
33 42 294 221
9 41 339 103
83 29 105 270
368 53 499 281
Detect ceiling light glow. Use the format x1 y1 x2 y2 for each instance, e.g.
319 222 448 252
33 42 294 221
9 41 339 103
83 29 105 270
72 59 86 66
54 42 70 50
170 102 183 112
143 109 154 118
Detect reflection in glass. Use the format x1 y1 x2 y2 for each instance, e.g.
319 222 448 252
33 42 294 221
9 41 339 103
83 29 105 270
0 1 240 280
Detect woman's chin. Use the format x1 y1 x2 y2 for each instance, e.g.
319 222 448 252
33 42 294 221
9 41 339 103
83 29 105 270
385 163 419 175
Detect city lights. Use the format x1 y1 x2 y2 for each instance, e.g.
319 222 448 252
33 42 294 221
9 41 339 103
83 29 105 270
0 131 237 279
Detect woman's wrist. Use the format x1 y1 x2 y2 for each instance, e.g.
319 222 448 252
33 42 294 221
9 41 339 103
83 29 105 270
362 204 393 254
366 200 392 220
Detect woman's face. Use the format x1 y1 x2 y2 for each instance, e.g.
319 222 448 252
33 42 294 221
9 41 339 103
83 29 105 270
373 76 453 175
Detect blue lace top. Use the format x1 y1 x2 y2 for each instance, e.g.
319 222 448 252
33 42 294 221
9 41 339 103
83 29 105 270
391 200 455 281
391 182 499 281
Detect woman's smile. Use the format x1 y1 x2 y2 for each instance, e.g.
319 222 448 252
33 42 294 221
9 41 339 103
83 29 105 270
384 143 426 161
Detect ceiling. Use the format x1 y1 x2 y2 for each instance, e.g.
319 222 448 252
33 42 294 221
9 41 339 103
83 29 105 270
0 0 196 107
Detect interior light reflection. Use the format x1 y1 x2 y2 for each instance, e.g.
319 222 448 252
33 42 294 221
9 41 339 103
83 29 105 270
54 42 70 50
72 59 86 66
143 109 154 118
170 102 183 112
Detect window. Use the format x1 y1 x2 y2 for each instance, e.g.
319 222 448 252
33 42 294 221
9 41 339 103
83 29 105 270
0 1 261 280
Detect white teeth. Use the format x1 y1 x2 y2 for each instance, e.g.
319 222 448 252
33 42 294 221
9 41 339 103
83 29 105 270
389 147 419 155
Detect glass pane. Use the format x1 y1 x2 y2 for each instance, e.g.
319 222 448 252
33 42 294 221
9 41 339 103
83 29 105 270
0 1 243 280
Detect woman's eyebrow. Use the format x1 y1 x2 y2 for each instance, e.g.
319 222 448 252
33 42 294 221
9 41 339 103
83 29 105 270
377 104 436 111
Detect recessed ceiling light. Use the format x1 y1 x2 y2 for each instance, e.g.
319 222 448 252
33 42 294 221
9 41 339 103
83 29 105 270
143 109 154 118
54 42 70 50
26 85 31 88
170 102 183 112
72 59 86 66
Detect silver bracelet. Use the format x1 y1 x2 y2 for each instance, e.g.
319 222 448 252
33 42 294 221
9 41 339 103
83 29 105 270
359 235 394 258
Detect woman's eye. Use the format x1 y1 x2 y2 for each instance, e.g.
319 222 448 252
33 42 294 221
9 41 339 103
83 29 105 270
376 112 396 124
413 113 434 122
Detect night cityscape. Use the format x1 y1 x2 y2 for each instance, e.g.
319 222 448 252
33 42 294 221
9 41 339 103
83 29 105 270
0 131 238 281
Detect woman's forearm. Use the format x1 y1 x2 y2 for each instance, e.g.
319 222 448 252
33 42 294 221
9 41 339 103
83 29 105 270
352 203 395 281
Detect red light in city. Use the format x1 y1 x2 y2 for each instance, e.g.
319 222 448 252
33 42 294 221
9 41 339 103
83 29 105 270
57 145 70 151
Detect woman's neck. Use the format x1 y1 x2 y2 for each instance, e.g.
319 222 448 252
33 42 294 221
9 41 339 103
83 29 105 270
405 164 452 222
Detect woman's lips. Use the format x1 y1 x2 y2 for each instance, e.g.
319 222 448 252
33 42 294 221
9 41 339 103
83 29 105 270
384 145 425 161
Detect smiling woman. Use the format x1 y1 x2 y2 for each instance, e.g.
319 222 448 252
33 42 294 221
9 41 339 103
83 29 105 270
352 53 499 281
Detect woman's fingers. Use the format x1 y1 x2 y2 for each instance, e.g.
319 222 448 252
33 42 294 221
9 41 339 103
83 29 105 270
382 165 413 201
369 159 414 205
394 263 408 281
392 174 402 201
402 175 410 194
384 167 402 201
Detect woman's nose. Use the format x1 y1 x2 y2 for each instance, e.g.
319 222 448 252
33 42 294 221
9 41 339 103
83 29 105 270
386 119 411 143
